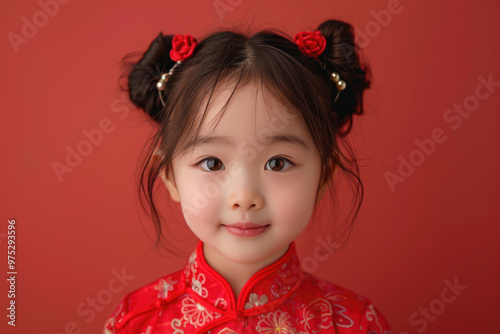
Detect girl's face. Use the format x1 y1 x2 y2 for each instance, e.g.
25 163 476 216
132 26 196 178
162 78 325 267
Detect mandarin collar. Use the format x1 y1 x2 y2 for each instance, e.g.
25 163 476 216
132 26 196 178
181 240 304 316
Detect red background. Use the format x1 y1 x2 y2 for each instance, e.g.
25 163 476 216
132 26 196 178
1 0 499 333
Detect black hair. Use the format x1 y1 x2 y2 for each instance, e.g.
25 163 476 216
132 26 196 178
119 19 372 256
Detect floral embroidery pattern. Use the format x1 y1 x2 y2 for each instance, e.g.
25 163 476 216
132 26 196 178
269 260 299 299
171 318 184 334
184 251 198 277
154 277 178 300
364 304 386 333
103 318 115 334
271 278 292 299
214 297 228 311
191 273 208 298
216 328 238 334
325 290 347 303
331 304 354 328
103 241 392 333
301 298 333 334
271 279 284 299
256 310 297 333
181 295 219 328
244 293 269 310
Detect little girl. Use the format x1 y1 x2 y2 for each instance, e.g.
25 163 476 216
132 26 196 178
104 19 391 333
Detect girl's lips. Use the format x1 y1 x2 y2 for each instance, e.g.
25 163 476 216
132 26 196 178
223 223 270 237
226 222 263 229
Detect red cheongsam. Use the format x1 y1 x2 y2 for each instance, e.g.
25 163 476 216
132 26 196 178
103 241 391 333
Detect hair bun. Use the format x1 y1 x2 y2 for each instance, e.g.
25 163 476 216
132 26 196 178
124 33 176 123
318 19 371 135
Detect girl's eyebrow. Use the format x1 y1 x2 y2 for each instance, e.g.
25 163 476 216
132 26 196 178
187 134 309 150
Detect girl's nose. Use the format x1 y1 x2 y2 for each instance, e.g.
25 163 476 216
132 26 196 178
227 187 264 212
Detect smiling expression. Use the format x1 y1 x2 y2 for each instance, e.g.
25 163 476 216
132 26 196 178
162 78 326 268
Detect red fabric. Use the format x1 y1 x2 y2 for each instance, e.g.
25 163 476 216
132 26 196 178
103 241 391 333
170 34 198 62
294 30 327 58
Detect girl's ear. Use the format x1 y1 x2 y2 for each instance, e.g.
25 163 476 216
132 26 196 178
315 163 337 203
160 167 181 203
153 148 181 203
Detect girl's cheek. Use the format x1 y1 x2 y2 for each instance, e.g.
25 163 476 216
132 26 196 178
270 176 318 216
276 187 313 213
179 174 223 220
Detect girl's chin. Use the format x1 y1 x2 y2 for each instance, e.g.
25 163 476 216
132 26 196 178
217 244 289 266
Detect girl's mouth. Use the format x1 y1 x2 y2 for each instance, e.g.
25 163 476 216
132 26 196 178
222 223 270 237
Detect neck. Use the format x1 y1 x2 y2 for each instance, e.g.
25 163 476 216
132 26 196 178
202 243 289 300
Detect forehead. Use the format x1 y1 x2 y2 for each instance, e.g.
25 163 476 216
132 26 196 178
195 77 302 138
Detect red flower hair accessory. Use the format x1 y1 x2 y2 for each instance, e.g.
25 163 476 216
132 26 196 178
170 34 198 61
157 34 198 107
294 30 326 58
294 29 346 100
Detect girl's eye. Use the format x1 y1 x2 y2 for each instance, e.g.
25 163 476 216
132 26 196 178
266 157 294 172
199 157 224 171
197 157 293 172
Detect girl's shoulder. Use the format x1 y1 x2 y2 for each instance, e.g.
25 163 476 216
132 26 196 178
298 272 392 333
103 268 186 333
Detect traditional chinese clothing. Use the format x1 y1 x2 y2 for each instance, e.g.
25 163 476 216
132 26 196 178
103 241 391 333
